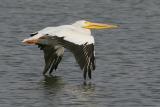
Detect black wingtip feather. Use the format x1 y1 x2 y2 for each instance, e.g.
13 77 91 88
83 71 87 80
49 56 62 74
38 36 95 80
88 70 92 79
30 32 38 37
38 42 64 75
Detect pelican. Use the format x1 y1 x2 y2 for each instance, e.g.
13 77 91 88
22 20 117 80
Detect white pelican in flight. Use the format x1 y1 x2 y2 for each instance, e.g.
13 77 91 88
23 20 117 80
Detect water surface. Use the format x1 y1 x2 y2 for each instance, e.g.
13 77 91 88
0 0 160 107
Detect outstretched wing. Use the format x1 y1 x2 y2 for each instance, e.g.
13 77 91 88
50 36 96 79
38 44 64 75
27 28 95 79
71 43 95 79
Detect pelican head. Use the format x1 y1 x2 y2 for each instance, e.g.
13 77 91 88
72 20 118 29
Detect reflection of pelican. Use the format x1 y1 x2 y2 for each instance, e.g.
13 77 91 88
41 75 96 106
23 20 117 79
42 75 64 89
78 82 95 94
40 75 65 104
64 82 95 105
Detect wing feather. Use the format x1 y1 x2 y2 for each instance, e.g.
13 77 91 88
50 36 95 79
38 44 64 75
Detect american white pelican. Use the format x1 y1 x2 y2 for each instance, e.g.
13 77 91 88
22 20 117 79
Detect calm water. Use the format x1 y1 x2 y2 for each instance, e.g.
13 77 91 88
1 0 160 107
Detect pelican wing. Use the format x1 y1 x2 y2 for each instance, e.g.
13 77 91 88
49 36 96 79
38 44 64 74
71 43 95 79
25 26 95 79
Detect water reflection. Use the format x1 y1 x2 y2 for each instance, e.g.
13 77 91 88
78 81 95 94
41 76 96 105
41 75 65 96
42 76 95 96
42 75 64 88
63 81 96 104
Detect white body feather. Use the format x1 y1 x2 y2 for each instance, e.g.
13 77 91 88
24 25 94 45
